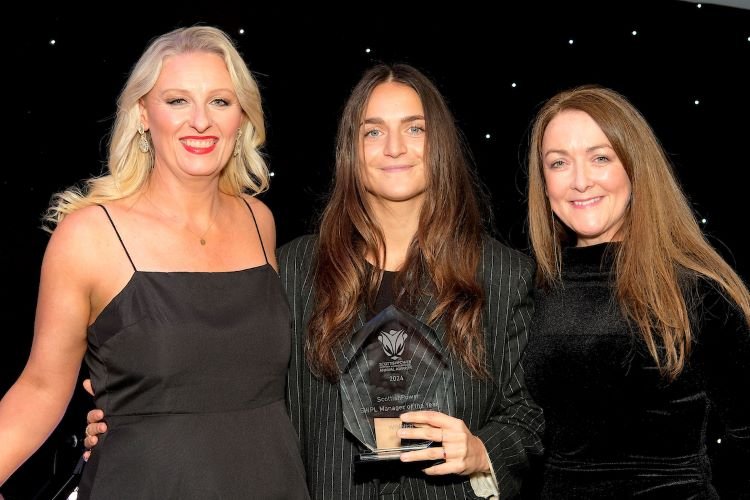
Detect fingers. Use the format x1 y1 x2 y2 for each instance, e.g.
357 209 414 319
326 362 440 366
398 412 482 476
400 445 446 464
84 422 106 448
397 423 443 443
87 409 104 425
82 378 95 396
83 450 91 462
400 410 446 427
85 421 107 436
83 411 107 450
84 433 99 450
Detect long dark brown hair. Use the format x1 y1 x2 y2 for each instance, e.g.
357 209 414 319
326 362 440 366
527 85 750 380
309 63 489 381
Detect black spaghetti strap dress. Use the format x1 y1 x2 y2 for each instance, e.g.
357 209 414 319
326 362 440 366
77 201 309 499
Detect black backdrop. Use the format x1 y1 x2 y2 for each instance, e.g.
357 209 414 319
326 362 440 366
2 1 749 497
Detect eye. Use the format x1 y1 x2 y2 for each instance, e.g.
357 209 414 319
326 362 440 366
593 155 610 163
211 98 230 107
407 125 425 135
364 128 382 138
166 97 188 105
548 159 565 169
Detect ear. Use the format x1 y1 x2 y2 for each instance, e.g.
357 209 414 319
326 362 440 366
138 98 149 131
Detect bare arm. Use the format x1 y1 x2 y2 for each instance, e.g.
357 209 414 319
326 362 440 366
0 214 93 483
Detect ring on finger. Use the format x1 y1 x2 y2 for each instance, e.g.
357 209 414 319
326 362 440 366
442 447 447 460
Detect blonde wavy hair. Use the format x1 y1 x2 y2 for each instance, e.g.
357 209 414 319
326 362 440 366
527 85 750 380
43 25 267 229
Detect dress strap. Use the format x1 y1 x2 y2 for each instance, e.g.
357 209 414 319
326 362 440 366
97 204 137 271
240 197 269 265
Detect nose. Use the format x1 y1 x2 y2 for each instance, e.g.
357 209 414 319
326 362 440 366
384 132 407 157
571 162 593 192
189 104 212 132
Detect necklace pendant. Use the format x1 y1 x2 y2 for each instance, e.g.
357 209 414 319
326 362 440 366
200 238 206 246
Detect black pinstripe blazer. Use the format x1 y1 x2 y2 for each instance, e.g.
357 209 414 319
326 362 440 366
278 234 544 500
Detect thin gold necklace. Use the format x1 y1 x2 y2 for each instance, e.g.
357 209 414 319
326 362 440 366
145 194 218 246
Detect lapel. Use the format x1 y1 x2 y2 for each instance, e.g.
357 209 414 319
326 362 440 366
413 290 448 347
334 308 368 374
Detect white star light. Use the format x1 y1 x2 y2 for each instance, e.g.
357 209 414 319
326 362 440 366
239 29 245 35
49 39 56 45
485 133 491 139
365 48 371 53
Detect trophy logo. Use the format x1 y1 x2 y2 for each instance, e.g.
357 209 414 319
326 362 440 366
378 329 408 360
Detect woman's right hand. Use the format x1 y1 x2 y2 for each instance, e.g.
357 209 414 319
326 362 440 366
82 378 107 459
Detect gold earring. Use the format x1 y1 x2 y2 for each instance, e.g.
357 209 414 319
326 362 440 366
137 123 150 154
233 129 243 157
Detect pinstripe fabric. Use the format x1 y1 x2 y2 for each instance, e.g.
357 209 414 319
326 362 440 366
279 234 544 500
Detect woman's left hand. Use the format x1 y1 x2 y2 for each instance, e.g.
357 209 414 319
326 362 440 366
398 410 490 476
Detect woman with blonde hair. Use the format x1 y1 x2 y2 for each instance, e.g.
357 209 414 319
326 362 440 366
0 26 309 499
523 84 750 498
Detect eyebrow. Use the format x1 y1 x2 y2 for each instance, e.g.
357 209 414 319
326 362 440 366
543 144 613 158
361 114 425 126
158 87 236 94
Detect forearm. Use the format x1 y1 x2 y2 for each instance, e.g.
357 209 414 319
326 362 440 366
0 376 74 483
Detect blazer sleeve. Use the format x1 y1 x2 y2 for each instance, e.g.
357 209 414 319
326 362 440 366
277 235 317 457
474 244 545 499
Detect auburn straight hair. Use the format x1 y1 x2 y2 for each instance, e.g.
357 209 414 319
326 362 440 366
527 85 750 380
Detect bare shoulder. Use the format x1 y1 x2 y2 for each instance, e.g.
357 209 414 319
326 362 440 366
240 195 275 224
239 195 275 228
41 204 117 296
239 194 277 261
46 205 111 262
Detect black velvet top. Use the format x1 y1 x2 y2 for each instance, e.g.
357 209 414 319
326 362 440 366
523 242 750 499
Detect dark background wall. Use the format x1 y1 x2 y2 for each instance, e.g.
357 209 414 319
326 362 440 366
2 1 749 497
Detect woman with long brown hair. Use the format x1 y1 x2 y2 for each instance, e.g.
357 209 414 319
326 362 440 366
279 63 543 499
523 84 750 498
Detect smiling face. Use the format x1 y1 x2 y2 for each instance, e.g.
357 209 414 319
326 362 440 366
359 81 427 208
542 109 632 246
140 51 243 181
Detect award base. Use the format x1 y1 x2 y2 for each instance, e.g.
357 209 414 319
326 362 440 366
355 442 432 464
354 445 446 470
354 442 447 471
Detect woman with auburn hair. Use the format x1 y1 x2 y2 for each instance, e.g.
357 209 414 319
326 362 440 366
523 84 750 498
278 63 543 499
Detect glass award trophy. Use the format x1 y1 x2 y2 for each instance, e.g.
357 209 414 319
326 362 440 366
338 305 449 463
